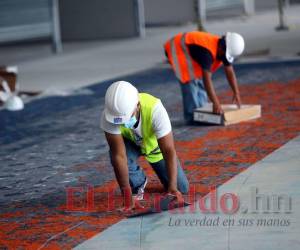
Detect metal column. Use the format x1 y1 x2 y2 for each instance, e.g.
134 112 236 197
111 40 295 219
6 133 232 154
276 0 289 31
51 0 63 53
134 0 146 38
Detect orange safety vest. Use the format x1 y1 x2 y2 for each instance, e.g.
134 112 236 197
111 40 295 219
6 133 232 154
164 31 223 84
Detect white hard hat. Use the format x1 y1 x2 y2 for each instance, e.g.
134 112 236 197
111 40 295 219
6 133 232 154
5 95 24 111
225 32 245 63
104 81 139 124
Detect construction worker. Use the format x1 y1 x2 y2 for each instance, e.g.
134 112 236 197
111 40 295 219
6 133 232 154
164 31 245 124
101 81 189 210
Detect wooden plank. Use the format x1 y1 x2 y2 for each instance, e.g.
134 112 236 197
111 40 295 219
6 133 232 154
193 104 261 125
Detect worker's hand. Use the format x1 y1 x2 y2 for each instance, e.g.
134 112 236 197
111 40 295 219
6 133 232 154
232 92 242 108
119 186 144 214
118 196 145 214
213 103 224 115
167 187 184 204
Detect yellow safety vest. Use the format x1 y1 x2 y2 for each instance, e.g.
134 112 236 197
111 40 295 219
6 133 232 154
120 93 163 163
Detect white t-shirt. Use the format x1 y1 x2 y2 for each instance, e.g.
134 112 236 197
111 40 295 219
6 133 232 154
100 100 172 142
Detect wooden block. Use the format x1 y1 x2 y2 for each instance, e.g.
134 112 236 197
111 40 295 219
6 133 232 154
0 66 18 106
193 104 261 126
0 66 18 92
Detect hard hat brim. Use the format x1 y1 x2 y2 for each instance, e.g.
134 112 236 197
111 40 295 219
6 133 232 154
104 107 131 125
225 32 234 63
225 50 234 63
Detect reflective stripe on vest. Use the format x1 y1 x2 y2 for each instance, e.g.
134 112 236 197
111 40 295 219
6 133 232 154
170 37 181 80
180 33 195 80
169 33 195 82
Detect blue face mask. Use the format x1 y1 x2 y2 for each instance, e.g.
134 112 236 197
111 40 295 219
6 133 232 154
124 116 137 129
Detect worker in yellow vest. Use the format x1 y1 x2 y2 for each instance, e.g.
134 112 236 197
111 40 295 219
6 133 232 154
164 31 245 124
101 81 189 210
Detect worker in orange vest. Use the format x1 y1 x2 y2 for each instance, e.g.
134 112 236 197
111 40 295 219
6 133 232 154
164 31 245 124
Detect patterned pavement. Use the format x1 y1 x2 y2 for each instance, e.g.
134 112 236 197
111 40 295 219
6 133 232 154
0 61 300 249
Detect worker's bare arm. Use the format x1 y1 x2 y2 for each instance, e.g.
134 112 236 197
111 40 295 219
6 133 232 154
157 132 179 194
105 132 131 192
224 65 242 107
202 69 223 114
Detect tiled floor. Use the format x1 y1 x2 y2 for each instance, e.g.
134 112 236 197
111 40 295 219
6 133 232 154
0 61 299 249
75 136 300 250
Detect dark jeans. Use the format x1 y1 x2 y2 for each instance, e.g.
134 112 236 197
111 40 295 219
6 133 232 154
110 139 189 194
